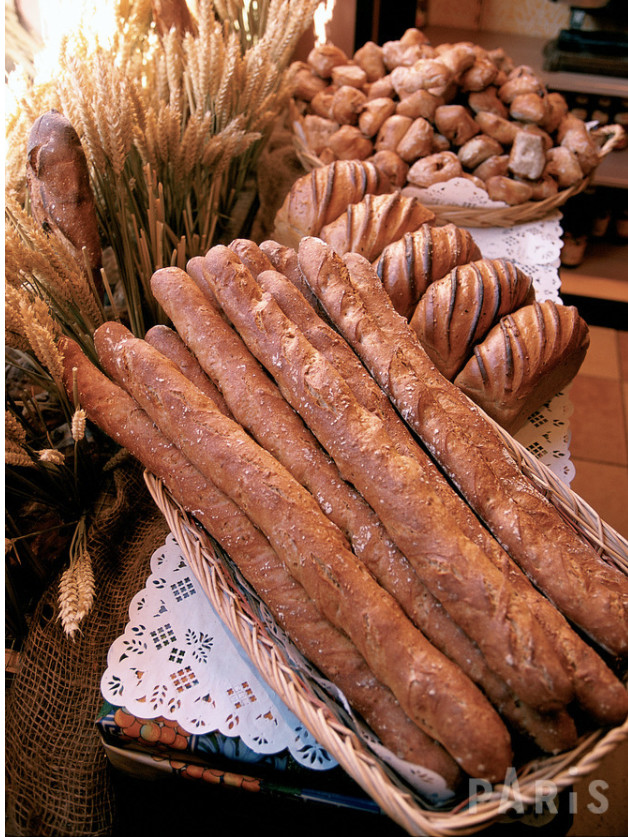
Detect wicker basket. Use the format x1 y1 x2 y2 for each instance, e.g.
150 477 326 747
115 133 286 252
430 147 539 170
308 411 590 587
291 117 624 229
144 425 628 836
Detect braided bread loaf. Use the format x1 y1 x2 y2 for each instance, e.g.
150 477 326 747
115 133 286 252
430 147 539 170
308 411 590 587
373 223 482 318
409 258 536 379
454 299 590 433
273 159 390 249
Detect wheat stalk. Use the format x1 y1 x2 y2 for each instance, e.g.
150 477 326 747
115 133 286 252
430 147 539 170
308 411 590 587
58 517 95 638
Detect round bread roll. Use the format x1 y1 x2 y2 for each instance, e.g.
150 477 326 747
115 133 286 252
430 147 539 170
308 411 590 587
408 150 463 187
458 134 503 169
353 40 386 81
397 117 435 162
369 150 409 189
486 175 534 204
308 43 348 78
434 104 480 146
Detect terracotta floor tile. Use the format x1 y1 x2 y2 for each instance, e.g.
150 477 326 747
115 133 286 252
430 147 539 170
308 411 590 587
618 330 628 381
579 325 620 380
568 739 628 836
570 458 628 537
568 376 628 466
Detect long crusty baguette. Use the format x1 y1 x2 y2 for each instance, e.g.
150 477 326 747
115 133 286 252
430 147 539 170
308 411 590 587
92 321 513 780
409 259 536 380
144 324 232 417
235 238 322 314
298 237 628 666
313 251 628 727
152 261 553 738
373 223 482 318
454 300 590 433
59 336 462 784
273 159 391 250
152 266 433 632
223 245 578 751
152 250 576 752
199 243 575 715
318 191 435 261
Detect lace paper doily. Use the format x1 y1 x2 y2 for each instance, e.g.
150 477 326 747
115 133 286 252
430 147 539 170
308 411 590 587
101 534 336 771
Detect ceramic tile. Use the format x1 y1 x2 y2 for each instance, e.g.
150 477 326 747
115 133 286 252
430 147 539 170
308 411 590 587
567 739 628 836
568 375 628 466
570 458 628 537
617 330 628 381
579 325 620 381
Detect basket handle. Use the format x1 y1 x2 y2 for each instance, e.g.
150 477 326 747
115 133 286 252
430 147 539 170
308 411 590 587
591 123 625 159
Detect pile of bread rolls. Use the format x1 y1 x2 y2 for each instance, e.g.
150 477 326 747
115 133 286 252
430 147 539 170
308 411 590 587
274 160 590 433
289 27 606 204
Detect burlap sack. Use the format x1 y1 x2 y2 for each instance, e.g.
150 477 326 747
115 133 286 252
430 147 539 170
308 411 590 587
5 458 170 836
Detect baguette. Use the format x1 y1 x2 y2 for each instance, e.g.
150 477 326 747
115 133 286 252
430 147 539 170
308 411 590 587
273 159 391 249
319 191 435 261
144 324 232 417
409 258 536 380
200 243 575 714
299 237 628 680
373 223 482 319
245 258 578 752
454 300 590 433
92 321 513 781
152 266 428 620
59 335 461 783
152 262 537 737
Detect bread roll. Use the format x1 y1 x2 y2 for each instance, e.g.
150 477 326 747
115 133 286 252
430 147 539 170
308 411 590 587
319 191 435 261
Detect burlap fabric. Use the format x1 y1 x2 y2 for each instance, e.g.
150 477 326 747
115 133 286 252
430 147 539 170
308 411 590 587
5 457 171 837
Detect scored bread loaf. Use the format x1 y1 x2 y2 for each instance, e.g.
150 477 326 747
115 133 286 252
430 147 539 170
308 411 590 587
273 159 391 249
92 321 514 781
454 299 590 433
373 223 482 319
300 236 628 675
201 243 576 716
409 258 536 380
318 191 435 261
60 335 462 784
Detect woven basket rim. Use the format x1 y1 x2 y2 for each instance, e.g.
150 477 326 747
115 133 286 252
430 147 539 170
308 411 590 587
144 448 628 836
291 116 624 229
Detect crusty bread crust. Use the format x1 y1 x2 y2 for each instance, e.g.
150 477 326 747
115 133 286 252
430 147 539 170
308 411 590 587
199 244 575 716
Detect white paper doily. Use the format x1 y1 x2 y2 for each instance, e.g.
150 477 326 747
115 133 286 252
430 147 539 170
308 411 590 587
101 534 336 770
